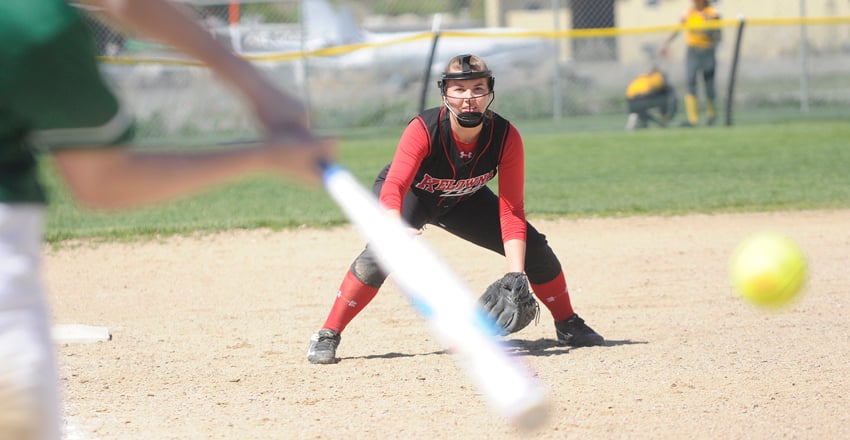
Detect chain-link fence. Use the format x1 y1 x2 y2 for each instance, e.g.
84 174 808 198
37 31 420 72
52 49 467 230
77 0 850 142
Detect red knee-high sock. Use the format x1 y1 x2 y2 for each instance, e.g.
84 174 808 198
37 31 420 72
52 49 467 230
530 270 575 322
322 270 380 333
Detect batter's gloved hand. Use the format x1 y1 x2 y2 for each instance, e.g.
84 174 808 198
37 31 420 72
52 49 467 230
478 272 539 336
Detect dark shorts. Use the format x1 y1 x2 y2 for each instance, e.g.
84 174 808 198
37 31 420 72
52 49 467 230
686 46 717 96
627 88 678 124
349 165 562 286
687 46 716 76
627 90 675 115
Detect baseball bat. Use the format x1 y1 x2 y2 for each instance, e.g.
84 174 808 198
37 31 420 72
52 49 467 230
321 162 549 430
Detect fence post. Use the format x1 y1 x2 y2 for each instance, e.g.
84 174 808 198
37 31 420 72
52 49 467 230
725 16 745 127
298 1 312 121
799 0 810 112
419 14 443 114
551 0 563 120
228 1 242 53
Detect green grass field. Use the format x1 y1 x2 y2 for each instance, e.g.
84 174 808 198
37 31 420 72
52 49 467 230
42 118 850 243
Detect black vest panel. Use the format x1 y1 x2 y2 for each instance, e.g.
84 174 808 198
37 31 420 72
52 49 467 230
409 107 511 209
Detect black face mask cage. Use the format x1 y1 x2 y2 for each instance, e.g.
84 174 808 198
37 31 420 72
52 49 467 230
441 93 495 127
437 54 496 128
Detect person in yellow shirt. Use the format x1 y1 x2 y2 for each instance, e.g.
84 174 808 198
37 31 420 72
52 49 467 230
625 66 677 130
658 0 721 126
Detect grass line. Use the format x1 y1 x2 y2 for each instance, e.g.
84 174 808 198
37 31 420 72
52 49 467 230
42 119 850 243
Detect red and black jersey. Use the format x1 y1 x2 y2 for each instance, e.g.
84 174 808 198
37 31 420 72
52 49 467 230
408 107 509 209
380 106 526 243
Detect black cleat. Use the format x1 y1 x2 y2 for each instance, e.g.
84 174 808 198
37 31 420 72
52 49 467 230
307 329 341 364
555 314 604 347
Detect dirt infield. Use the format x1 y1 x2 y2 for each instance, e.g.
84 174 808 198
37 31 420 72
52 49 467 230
46 210 850 439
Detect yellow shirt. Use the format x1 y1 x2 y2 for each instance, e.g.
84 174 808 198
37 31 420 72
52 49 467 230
684 6 720 49
626 71 666 99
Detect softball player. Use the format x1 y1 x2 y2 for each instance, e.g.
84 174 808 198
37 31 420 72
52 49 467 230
659 0 722 127
625 67 678 130
1 1 331 438
307 54 604 365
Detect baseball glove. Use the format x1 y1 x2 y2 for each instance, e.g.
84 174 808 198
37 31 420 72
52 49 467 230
478 272 539 336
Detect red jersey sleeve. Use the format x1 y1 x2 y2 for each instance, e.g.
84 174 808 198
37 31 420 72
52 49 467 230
379 118 430 211
498 125 527 243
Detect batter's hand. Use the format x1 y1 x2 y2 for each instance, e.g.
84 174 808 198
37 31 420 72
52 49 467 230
265 128 336 186
252 88 312 133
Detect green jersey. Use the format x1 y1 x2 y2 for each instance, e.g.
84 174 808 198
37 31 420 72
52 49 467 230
0 0 132 203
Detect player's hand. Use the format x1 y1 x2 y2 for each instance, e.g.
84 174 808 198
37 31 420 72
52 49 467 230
383 208 422 236
253 88 312 132
265 128 336 186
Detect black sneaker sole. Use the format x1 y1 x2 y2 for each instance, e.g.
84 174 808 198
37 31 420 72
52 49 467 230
556 332 604 347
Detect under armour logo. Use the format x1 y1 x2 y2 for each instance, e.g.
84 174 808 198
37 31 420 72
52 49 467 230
459 151 473 160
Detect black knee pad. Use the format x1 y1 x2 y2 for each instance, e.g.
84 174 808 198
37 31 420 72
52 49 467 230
349 247 388 288
523 234 562 284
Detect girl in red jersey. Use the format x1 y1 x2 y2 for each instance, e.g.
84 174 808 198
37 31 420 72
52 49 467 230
307 54 604 364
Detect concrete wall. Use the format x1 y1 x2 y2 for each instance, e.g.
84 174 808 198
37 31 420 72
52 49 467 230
501 0 850 64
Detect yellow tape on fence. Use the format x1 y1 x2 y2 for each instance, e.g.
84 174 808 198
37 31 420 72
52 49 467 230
98 16 850 66
98 31 434 66
747 16 850 26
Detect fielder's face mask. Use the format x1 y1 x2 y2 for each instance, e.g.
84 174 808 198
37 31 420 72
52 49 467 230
437 54 495 128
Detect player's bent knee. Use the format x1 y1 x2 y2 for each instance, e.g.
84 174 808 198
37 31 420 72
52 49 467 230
349 250 388 288
523 237 562 284
524 257 561 285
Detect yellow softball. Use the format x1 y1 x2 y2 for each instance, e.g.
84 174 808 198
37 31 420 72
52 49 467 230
730 232 807 308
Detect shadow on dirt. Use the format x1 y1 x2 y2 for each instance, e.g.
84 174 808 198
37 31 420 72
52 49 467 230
345 338 646 361
503 338 648 357
346 350 447 361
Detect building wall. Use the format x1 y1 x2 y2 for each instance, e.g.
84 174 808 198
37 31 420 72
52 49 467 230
502 0 850 64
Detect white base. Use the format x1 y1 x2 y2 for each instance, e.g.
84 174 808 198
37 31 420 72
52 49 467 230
52 325 111 344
